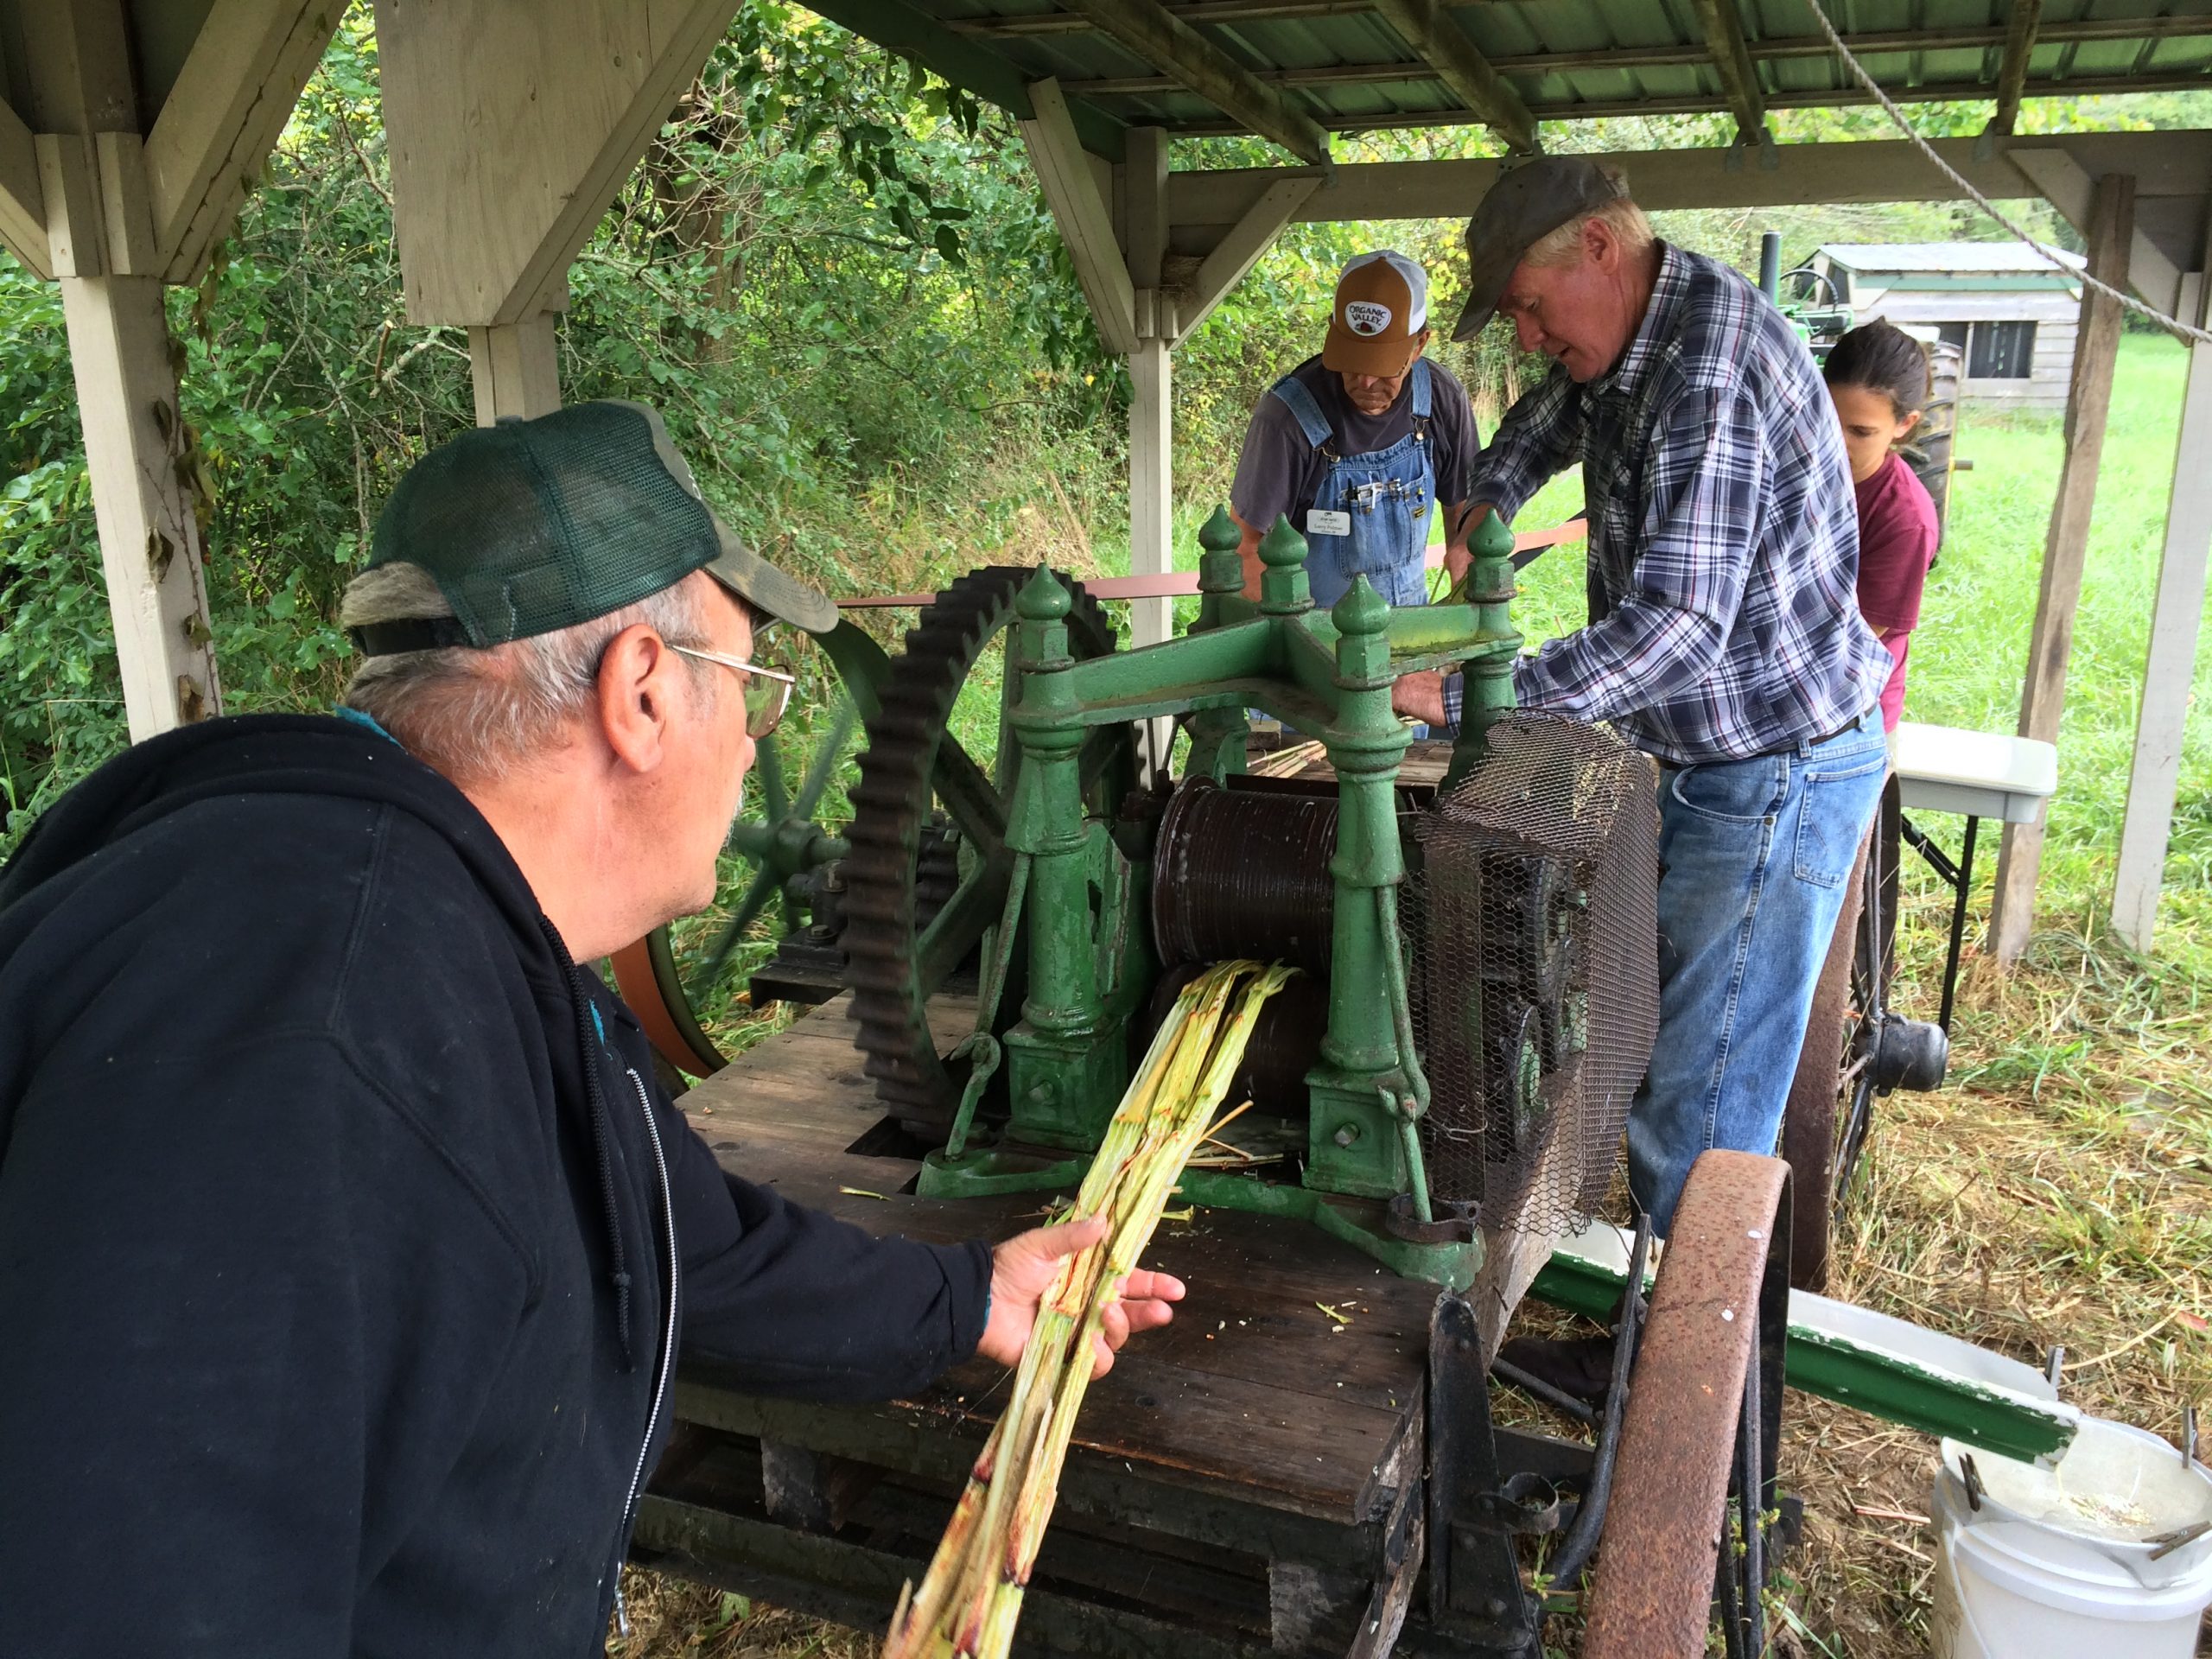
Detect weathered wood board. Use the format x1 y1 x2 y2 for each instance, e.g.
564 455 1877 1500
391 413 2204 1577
675 992 1435 1528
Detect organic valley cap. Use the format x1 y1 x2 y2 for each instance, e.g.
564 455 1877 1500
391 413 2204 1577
359 399 836 654
1451 156 1630 340
1321 251 1430 378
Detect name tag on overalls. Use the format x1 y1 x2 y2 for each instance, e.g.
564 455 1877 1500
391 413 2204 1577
1306 508 1352 537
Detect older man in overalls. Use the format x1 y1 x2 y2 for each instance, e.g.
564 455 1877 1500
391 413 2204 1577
1230 250 1483 608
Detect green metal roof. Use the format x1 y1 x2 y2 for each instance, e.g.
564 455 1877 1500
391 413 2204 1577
806 0 2212 159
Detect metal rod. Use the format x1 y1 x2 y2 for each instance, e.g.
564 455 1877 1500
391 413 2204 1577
2046 1344 2064 1394
2185 1405 2197 1467
1941 815 1980 1033
1542 1214 1653 1589
1758 230 1782 300
1489 1357 1599 1427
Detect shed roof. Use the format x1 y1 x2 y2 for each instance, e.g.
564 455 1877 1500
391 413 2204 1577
827 0 2212 161
1818 241 2089 274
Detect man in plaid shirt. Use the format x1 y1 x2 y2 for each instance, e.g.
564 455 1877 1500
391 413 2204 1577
1404 160 1891 1318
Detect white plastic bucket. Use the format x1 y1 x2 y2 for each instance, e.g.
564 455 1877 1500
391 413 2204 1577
1930 1417 2212 1659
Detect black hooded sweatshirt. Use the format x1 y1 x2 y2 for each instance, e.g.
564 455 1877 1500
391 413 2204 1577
0 715 990 1656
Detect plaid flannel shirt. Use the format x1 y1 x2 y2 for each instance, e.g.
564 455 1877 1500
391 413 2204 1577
1445 244 1890 766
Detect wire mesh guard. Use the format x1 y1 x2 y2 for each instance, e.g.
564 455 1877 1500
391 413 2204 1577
1409 714 1661 1237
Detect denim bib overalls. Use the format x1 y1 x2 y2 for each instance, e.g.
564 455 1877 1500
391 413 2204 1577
1268 359 1437 610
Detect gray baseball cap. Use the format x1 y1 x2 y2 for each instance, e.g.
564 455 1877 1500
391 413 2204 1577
1450 156 1630 341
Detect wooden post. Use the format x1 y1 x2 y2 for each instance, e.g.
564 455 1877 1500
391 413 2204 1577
26 3 223 740
1988 172 2133 965
2112 220 2212 952
467 315 563 425
1123 128 1172 655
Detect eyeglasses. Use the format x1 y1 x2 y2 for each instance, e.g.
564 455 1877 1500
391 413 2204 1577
669 644 798 739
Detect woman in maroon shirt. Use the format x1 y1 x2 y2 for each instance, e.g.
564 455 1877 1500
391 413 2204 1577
1825 321 1942 732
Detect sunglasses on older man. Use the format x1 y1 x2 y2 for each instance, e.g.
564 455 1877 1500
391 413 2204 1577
669 644 798 739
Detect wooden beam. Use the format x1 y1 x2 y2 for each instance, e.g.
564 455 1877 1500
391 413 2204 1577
1363 0 1535 155
377 0 744 326
2011 145 2184 321
1175 175 1316 340
1057 0 1329 162
1166 139 2039 232
805 0 1126 158
2112 210 2212 951
1984 0 2044 143
1020 79 1139 354
0 95 48 277
1987 173 2134 967
1687 0 1768 147
467 316 563 426
142 1 341 283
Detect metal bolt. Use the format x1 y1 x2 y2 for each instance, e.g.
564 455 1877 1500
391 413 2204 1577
1333 1122 1362 1147
1722 1307 1736 1322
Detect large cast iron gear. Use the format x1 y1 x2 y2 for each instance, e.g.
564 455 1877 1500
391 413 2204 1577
842 565 1131 1130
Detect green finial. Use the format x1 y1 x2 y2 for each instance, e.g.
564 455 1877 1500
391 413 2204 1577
1471 510 1515 563
1198 505 1239 554
1259 515 1306 569
1018 565 1071 620
1332 575 1389 637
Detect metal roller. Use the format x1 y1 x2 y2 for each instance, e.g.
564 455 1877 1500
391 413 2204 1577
1150 778 1338 976
1142 960 1329 1119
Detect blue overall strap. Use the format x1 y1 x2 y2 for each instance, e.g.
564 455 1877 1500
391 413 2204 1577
1409 357 1433 419
1268 373 1336 451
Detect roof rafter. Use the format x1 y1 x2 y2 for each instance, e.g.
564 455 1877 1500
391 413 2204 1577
1053 16 2212 92
1363 0 1536 154
1056 0 1330 160
1166 68 2212 137
1984 0 2046 143
1688 0 1769 147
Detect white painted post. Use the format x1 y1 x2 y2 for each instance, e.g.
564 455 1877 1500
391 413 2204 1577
467 315 563 424
2113 245 2212 951
54 268 224 738
1123 127 1173 656
23 0 224 742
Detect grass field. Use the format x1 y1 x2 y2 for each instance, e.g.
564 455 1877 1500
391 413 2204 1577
619 334 2212 1656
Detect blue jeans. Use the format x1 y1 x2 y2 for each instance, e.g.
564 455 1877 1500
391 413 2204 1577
1626 708 1889 1236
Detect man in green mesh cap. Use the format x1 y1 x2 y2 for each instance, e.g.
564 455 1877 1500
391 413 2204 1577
0 400 1183 1656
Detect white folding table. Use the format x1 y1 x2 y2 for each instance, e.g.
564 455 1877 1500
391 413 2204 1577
1889 721 2059 1029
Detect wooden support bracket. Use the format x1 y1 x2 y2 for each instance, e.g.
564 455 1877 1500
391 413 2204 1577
143 0 345 283
2009 144 2182 317
0 94 48 277
1056 0 1329 162
1175 175 1317 342
468 315 564 425
378 0 742 326
1363 0 1536 156
1020 79 1139 354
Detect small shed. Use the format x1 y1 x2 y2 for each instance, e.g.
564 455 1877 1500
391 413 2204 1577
1812 241 2086 412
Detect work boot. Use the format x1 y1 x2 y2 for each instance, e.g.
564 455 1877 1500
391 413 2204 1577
1495 1334 1618 1407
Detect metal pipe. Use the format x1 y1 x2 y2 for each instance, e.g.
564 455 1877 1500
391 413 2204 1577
1542 1214 1654 1589
1758 231 1782 300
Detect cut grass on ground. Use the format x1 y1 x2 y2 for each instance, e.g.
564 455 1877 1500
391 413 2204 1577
620 334 2212 1656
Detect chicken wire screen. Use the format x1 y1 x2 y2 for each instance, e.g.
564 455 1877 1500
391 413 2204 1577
1408 713 1660 1237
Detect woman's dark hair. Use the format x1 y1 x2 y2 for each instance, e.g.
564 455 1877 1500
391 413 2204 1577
1822 320 1929 420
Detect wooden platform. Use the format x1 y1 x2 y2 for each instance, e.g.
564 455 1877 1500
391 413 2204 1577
638 992 1470 1656
669 992 1434 1526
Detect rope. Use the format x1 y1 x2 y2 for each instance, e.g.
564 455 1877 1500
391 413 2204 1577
1797 0 2212 346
